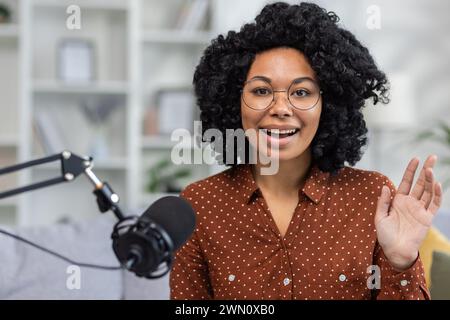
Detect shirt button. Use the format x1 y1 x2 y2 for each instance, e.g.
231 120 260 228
400 280 408 287
228 274 235 282
283 278 290 286
338 274 347 282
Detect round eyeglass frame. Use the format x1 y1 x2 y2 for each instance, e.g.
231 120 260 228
240 78 323 111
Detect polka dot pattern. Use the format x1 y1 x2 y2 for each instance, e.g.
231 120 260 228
169 164 430 300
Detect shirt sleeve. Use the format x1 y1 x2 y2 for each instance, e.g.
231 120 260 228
169 186 213 300
373 243 430 300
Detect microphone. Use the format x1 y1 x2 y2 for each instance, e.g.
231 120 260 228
0 152 196 278
112 195 196 278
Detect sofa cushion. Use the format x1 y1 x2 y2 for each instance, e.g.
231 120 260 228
430 251 450 299
419 227 450 288
0 215 123 300
123 270 170 300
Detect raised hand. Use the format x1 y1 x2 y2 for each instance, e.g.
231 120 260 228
375 155 443 271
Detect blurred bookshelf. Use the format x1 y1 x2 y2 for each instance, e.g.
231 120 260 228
139 0 225 210
0 0 225 226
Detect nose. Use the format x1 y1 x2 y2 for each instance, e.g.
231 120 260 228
269 90 293 118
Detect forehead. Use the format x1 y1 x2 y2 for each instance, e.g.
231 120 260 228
246 47 317 84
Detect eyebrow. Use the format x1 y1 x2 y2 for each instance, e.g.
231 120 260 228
248 75 316 84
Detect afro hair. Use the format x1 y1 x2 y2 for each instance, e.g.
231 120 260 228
193 1 390 175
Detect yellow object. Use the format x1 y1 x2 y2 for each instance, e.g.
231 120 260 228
419 227 450 288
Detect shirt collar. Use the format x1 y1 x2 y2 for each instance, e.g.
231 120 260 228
301 164 330 204
230 163 330 205
228 164 260 203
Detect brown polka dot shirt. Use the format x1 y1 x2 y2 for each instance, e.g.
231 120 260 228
170 163 430 300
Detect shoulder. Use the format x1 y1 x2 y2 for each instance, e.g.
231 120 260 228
179 166 246 232
324 166 397 222
179 166 238 202
333 166 397 194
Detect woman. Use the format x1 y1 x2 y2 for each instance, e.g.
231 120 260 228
169 2 442 300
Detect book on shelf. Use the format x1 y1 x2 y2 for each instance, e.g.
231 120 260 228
0 150 18 191
175 0 209 31
33 110 67 155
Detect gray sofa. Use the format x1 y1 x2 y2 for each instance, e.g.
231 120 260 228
0 215 170 300
1 209 450 300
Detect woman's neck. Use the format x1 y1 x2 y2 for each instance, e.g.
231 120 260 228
252 149 312 197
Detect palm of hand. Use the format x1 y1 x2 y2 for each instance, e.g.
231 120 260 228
375 155 442 270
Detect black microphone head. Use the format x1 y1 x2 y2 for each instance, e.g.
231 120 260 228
141 195 196 250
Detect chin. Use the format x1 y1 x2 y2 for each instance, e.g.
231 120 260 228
259 148 307 163
248 136 309 163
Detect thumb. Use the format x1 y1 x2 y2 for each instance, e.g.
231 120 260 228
375 185 391 223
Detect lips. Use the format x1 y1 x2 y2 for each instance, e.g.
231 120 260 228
258 127 301 147
262 128 299 137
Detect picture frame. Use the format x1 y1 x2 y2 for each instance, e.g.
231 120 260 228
57 39 95 83
155 88 195 135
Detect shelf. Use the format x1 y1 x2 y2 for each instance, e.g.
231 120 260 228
142 135 199 149
90 158 128 170
33 80 129 95
32 0 128 11
0 198 18 208
145 81 194 94
0 24 19 39
0 135 18 148
31 157 128 171
142 29 213 45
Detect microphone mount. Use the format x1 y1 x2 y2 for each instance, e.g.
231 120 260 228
0 150 125 221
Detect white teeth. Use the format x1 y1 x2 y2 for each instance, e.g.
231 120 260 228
262 128 298 135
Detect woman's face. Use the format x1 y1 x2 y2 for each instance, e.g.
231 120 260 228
241 47 322 162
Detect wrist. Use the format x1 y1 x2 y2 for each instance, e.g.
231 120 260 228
382 249 418 272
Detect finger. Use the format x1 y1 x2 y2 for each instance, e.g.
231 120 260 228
397 157 419 195
411 154 438 199
428 182 443 215
419 168 434 209
375 185 391 223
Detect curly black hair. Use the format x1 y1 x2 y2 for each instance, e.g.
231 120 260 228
193 1 390 175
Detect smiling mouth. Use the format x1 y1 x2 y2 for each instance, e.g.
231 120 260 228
259 128 300 139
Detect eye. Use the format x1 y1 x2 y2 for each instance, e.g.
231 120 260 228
252 87 272 96
292 89 309 97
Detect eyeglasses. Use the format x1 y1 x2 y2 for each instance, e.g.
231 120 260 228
241 77 322 111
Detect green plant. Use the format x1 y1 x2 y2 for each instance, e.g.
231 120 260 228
0 4 11 23
146 158 191 193
413 121 450 189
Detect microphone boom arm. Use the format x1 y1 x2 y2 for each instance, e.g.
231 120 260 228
0 151 182 279
0 150 125 221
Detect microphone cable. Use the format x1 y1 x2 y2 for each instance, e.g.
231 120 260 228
0 227 122 270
